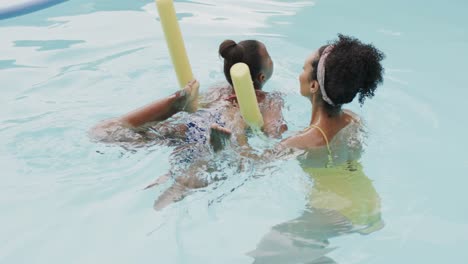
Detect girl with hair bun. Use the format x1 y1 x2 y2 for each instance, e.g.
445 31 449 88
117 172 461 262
91 39 286 146
218 39 273 91
89 39 286 209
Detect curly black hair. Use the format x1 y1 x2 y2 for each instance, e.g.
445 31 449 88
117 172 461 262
311 34 385 106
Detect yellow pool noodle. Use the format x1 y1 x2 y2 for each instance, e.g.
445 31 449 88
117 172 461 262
156 0 194 88
230 63 264 129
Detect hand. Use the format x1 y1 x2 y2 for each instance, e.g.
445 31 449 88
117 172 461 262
181 79 199 113
209 123 232 152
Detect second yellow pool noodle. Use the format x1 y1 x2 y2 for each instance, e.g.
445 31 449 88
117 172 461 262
230 63 264 129
156 0 194 88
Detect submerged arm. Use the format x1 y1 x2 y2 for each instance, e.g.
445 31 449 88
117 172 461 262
208 123 301 162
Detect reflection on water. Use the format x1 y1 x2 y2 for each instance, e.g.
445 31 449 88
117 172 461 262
13 40 86 51
249 161 383 263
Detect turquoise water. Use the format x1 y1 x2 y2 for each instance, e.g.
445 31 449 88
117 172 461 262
1 0 467 263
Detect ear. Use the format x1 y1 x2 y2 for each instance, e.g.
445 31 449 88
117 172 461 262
310 80 319 94
257 73 266 84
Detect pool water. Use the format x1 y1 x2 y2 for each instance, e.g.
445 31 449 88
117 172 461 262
1 0 467 263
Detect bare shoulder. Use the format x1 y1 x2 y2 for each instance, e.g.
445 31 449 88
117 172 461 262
198 84 233 107
259 91 286 115
281 129 327 150
264 91 285 106
343 109 362 124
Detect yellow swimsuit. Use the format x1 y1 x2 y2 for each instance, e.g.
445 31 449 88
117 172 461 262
303 124 383 232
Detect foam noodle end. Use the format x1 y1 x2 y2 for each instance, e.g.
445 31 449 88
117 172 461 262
230 63 264 129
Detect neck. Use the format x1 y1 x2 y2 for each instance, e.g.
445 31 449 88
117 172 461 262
309 97 342 127
226 88 266 103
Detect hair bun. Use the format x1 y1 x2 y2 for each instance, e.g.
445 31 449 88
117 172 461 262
219 39 244 62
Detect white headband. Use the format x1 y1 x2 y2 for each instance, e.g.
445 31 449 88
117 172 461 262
317 45 335 106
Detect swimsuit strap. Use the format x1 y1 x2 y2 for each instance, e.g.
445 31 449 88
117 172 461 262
309 124 331 155
309 124 334 167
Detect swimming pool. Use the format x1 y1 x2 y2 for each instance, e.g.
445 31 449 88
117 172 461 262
1 0 467 263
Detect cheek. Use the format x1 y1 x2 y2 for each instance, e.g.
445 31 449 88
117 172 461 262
299 72 306 84
299 73 306 94
268 62 274 78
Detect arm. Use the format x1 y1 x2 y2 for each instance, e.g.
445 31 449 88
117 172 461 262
93 80 198 131
120 90 185 127
89 80 198 143
260 93 288 138
209 123 301 162
121 79 199 127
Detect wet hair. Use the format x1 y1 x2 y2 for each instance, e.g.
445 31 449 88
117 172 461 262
311 34 385 106
218 40 264 89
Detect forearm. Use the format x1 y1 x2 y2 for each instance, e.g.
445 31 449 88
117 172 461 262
120 90 185 128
